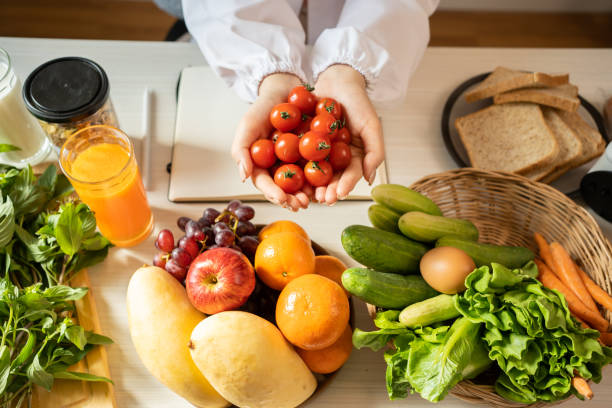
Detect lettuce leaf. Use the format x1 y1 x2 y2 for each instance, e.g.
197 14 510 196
455 262 612 403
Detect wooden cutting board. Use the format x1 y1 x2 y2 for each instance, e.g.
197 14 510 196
31 270 117 408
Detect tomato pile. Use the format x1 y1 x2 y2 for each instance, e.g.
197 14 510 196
249 85 353 193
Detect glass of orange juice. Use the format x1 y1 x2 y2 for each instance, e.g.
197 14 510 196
59 125 153 247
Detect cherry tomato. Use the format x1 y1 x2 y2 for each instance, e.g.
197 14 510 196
250 139 276 168
328 142 352 171
270 129 283 143
288 84 316 115
310 113 340 139
274 164 305 194
268 161 281 177
270 103 301 132
299 131 331 161
304 160 333 187
293 114 312 137
316 97 342 120
335 127 352 144
274 133 301 163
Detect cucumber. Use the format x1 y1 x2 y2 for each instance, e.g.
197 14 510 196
372 184 442 216
399 294 460 328
341 268 438 309
436 236 534 269
398 211 479 243
368 204 401 233
341 225 428 274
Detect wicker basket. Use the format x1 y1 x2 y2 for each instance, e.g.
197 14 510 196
366 168 612 407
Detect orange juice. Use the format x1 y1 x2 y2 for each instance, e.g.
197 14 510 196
60 126 153 247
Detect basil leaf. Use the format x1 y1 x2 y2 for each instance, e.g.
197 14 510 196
76 203 96 237
0 144 20 153
71 246 110 273
26 354 54 391
18 291 51 311
81 235 110 251
65 325 87 350
53 371 113 384
0 195 15 248
43 285 87 302
85 331 113 345
0 345 10 394
15 225 57 263
52 174 74 200
9 166 48 219
54 204 83 256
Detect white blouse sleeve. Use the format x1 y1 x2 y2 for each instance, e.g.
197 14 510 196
182 0 307 102
310 0 439 102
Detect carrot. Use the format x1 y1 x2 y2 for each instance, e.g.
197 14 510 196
572 375 593 400
535 259 610 332
534 233 558 276
549 242 599 313
599 332 612 346
575 264 612 314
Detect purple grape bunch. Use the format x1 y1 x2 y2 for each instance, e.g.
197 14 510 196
153 200 260 283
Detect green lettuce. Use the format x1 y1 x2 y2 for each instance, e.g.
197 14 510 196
455 262 612 403
353 310 490 402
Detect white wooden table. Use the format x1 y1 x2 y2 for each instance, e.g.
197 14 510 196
1 37 611 407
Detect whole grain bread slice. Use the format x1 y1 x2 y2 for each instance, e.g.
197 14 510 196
494 84 580 112
455 103 559 174
523 108 583 182
465 67 569 103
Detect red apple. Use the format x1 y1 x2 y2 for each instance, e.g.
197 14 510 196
185 247 255 314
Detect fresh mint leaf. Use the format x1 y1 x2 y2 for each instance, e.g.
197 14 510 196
76 203 96 237
81 235 111 251
52 174 74 200
15 225 57 263
0 144 20 153
71 246 110 273
0 195 15 248
37 165 57 193
9 166 48 219
0 168 18 191
54 203 83 256
53 371 113 384
26 355 54 391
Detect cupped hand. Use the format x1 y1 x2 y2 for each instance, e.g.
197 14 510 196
231 73 313 211
312 65 385 205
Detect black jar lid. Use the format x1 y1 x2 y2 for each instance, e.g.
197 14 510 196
23 57 109 123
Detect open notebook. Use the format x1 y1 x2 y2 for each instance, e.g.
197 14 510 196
168 66 387 202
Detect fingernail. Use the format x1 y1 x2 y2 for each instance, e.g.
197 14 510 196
367 170 376 185
338 195 347 200
329 201 337 207
239 162 247 182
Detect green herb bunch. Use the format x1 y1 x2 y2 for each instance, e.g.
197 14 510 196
0 164 114 407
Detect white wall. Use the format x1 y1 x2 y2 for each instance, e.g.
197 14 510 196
439 0 612 12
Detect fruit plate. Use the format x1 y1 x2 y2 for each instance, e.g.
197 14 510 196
440 72 610 197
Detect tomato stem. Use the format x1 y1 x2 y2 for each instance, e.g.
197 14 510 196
317 141 330 151
283 170 296 178
325 102 335 114
303 83 314 92
280 111 290 119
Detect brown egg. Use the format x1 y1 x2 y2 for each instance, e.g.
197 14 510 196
420 246 476 294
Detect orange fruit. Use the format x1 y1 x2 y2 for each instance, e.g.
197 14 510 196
314 255 349 296
296 324 353 374
276 274 350 350
258 220 310 244
254 232 315 290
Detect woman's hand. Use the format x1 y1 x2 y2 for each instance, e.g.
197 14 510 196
313 65 385 205
231 73 313 211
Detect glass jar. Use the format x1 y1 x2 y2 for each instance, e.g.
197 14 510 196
0 48 52 165
23 57 119 152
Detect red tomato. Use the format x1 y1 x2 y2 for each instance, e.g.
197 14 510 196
268 161 281 177
299 131 331 161
316 97 342 119
274 164 305 194
250 139 276 168
304 160 333 187
274 133 301 163
288 85 316 115
335 127 352 144
270 129 283 143
328 142 352 171
293 114 312 137
310 113 340 139
270 103 301 132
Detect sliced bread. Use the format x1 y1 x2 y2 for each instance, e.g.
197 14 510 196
556 110 605 164
455 103 559 174
465 67 569 103
493 84 580 112
523 108 583 182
